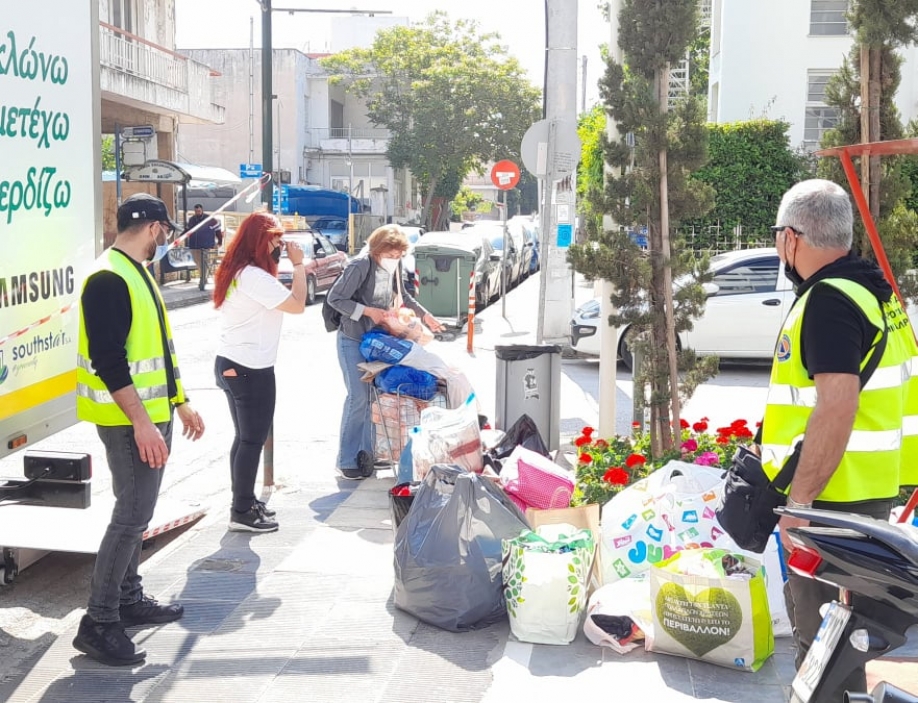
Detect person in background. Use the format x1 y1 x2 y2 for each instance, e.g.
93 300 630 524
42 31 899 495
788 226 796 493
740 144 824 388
326 224 444 480
761 179 918 700
74 193 205 666
212 212 306 532
185 204 224 291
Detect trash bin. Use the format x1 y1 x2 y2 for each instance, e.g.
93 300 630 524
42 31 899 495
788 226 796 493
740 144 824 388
495 344 562 452
413 238 479 320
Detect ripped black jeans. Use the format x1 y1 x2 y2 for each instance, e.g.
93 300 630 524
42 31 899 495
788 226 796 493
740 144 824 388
214 356 276 514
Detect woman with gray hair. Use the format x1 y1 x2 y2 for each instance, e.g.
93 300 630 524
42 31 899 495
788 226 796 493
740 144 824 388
326 225 444 480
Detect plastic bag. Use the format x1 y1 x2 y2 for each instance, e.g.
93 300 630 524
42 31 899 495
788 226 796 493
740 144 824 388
502 524 595 644
648 549 774 672
374 365 438 401
411 394 483 480
393 464 530 631
499 445 574 510
488 414 549 462
359 331 414 364
380 308 434 345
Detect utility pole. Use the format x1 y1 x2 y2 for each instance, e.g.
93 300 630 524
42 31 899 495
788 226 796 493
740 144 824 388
249 16 255 165
260 0 273 210
536 0 578 345
598 0 623 438
581 55 587 114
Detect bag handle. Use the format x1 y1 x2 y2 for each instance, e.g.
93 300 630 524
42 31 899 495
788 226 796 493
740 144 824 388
770 294 889 491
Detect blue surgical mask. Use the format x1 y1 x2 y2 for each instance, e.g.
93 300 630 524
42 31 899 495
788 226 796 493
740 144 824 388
151 244 170 263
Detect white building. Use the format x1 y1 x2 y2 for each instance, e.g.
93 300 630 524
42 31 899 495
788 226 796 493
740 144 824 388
707 0 918 150
176 16 421 221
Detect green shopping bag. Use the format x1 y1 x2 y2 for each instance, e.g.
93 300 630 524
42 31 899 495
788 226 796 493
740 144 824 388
649 548 774 672
501 524 595 645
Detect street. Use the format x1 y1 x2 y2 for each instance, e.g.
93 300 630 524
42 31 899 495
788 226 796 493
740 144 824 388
0 275 785 702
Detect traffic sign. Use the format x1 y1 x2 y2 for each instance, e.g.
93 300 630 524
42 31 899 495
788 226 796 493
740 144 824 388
121 125 155 139
239 163 263 178
490 160 521 190
520 118 581 178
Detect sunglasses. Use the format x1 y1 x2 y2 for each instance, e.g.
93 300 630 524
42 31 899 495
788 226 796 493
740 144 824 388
770 225 804 237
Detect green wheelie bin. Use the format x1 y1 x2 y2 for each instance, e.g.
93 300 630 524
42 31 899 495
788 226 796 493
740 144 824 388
412 233 481 323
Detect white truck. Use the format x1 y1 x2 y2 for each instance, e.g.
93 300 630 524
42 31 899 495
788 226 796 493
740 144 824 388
0 2 204 584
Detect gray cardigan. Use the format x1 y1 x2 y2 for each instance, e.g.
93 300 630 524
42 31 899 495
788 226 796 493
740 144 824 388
326 252 429 341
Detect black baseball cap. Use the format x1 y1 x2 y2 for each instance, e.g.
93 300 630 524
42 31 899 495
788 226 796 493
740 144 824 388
117 193 181 233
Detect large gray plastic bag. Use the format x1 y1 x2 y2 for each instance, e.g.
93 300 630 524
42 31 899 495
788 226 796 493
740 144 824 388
394 464 530 632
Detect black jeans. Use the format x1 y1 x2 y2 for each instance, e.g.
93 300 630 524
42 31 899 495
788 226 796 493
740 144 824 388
214 356 276 513
783 497 894 702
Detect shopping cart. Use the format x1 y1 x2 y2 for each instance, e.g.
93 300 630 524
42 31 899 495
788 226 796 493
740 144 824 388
370 381 448 471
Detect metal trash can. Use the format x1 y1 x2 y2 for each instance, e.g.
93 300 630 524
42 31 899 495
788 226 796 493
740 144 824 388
413 239 479 322
495 344 562 451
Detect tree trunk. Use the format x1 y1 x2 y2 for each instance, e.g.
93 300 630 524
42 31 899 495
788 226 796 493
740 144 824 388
860 43 871 241
420 177 439 230
658 63 681 450
868 46 882 224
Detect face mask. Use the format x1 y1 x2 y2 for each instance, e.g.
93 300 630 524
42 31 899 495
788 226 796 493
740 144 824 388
271 245 282 264
784 265 804 288
379 257 400 274
151 244 170 263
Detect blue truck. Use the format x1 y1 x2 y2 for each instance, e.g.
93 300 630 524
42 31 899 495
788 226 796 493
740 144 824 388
273 186 360 250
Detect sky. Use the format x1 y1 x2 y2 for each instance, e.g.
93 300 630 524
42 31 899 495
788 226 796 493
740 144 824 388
174 0 610 109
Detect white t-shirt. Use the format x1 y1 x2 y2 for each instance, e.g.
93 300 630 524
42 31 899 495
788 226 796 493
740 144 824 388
218 265 291 368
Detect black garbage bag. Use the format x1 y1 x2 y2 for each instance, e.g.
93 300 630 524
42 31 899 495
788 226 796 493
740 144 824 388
483 414 549 473
393 464 530 632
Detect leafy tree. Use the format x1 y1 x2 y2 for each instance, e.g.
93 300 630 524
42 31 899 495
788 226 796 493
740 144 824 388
101 135 116 171
569 0 715 458
684 120 808 244
576 104 606 238
450 186 488 218
321 13 541 229
818 31 918 299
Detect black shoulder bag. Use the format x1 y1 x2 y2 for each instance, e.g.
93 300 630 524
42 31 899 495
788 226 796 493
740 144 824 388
321 272 344 332
716 302 889 553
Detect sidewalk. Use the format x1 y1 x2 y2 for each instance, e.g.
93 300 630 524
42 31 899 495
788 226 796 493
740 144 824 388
159 280 213 311
2 274 912 702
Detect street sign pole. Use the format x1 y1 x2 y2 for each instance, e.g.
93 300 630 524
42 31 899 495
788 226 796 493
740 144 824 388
489 160 521 325
501 189 509 321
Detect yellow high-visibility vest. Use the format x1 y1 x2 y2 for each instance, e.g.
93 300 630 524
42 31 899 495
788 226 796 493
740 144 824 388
76 249 186 426
761 277 918 501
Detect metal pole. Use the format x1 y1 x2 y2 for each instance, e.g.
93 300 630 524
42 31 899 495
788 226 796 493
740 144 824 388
348 124 355 253
249 16 255 165
581 55 587 113
536 119 557 345
501 190 509 321
261 0 273 212
114 123 122 206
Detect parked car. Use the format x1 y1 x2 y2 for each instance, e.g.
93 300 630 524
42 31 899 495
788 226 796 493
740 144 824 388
464 223 524 290
571 248 796 368
277 230 347 304
311 216 349 251
516 220 540 274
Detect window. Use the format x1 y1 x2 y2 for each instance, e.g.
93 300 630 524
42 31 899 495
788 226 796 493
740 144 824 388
712 259 779 296
810 0 848 36
109 0 137 33
804 71 840 148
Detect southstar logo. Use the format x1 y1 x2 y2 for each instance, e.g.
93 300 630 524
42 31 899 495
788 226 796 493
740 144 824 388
0 349 8 386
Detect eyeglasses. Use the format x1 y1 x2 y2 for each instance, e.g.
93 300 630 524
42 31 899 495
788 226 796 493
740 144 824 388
770 225 804 237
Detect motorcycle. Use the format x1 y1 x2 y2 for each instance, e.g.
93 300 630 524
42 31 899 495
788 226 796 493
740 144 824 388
780 506 918 703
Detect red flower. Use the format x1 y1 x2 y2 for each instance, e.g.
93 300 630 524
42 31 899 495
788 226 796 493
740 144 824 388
594 439 609 449
693 421 708 433
582 426 595 438
716 436 730 445
679 418 689 429
632 421 641 428
730 419 748 429
602 467 630 485
755 421 762 428
735 427 754 439
716 426 733 437
701 416 710 422
574 435 590 447
578 452 593 464
625 453 647 468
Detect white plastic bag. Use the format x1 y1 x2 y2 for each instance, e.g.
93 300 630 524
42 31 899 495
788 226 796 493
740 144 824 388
411 393 482 480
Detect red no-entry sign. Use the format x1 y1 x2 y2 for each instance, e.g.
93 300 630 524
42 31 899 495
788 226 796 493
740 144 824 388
490 160 521 190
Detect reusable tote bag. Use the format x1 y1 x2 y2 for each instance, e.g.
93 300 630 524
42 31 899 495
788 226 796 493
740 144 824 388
648 549 774 672
501 524 595 645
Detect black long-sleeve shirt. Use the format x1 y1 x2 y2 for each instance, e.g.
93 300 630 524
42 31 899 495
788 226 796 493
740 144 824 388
81 249 177 398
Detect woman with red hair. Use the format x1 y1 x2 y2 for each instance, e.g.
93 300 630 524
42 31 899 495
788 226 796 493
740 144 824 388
212 212 306 532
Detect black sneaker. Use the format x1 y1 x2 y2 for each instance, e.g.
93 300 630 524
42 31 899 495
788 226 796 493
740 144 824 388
335 467 365 480
229 505 279 532
73 614 146 666
254 499 276 518
356 450 375 478
120 595 184 627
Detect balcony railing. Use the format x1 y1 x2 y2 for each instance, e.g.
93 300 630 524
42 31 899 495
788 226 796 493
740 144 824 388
309 127 390 140
99 23 189 92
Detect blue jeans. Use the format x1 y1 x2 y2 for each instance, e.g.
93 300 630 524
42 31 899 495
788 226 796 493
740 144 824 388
336 333 373 469
88 416 173 623
214 356 276 513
